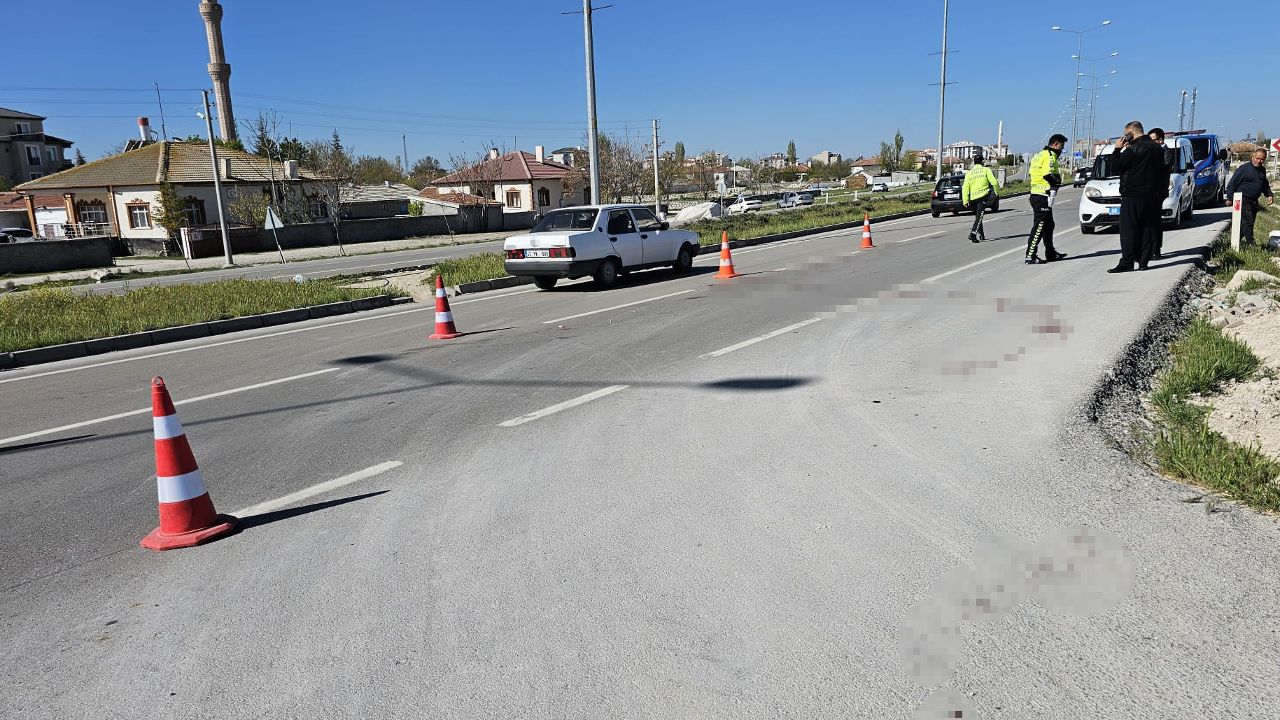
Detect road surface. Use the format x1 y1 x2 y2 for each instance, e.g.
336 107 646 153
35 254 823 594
4 191 1276 718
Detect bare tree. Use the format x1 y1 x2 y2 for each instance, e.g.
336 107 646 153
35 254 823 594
305 132 354 256
593 129 647 203
446 143 508 206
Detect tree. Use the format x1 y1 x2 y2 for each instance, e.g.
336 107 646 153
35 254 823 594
247 112 280 159
351 155 403 185
227 188 270 228
878 130 906 173
900 150 919 171
101 141 129 158
786 140 797 166
674 141 686 165
152 182 188 255
406 155 446 188
447 145 506 206
0 177 12 192
277 137 310 165
595 130 647 203
74 149 87 166
307 132 355 255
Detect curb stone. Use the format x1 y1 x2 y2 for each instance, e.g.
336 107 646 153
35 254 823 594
4 294 404 370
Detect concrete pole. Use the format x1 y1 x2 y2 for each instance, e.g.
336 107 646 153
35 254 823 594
202 90 234 267
1179 90 1187 132
1071 36 1082 173
935 0 948 181
651 119 661 217
582 0 601 205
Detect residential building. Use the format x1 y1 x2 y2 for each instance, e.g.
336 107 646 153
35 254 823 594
810 150 842 165
549 146 587 167
14 140 328 247
983 143 1010 159
0 192 38 228
1 108 74 188
943 140 982 162
848 157 885 176
429 147 576 213
761 152 789 170
340 182 421 219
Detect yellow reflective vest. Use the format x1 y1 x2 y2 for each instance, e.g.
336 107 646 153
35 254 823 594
1030 149 1061 196
962 165 998 205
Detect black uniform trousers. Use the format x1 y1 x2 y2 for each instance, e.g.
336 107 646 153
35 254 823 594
1026 193 1056 259
1119 196 1161 266
968 193 997 238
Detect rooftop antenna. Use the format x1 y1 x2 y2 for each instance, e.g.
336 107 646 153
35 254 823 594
154 82 169 141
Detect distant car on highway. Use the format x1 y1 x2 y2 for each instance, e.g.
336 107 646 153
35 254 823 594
725 195 763 214
1072 167 1092 187
777 192 813 209
503 205 701 290
0 227 35 243
929 174 999 217
871 183 890 193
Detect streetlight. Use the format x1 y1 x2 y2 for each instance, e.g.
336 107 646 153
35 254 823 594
1075 52 1118 161
1052 19 1112 171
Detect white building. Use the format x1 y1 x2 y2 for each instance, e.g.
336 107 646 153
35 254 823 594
429 147 577 213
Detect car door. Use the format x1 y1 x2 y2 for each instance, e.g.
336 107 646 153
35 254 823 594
605 209 643 268
631 207 671 264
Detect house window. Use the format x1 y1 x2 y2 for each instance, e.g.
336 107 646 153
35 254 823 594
310 197 328 219
46 147 60 163
506 189 522 208
127 203 152 229
537 187 551 208
16 122 31 135
78 201 108 224
181 198 206 227
25 146 41 167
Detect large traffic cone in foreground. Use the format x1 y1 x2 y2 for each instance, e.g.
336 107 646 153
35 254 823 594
428 274 462 340
715 230 741 279
860 212 875 249
141 378 236 551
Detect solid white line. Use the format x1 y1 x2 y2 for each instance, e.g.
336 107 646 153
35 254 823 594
700 317 825 358
897 231 944 244
541 290 693 324
499 385 629 427
0 368 339 447
231 461 403 518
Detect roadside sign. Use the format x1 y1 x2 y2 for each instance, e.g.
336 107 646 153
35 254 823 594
264 207 285 230
1271 137 1280 154
1231 192 1243 251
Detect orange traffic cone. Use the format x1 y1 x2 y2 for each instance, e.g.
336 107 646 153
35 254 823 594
715 230 741 279
428 274 463 340
141 377 236 551
860 212 875 249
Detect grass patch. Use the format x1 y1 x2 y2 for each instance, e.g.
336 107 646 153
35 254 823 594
0 279 404 353
423 252 506 286
1148 315 1280 510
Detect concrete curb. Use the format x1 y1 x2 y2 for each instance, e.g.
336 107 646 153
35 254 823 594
453 275 534 296
3 294 408 370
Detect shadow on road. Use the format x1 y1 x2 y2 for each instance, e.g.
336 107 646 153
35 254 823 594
234 490 389 532
543 265 719 293
0 434 97 454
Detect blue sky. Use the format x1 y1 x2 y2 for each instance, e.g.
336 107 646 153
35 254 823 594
6 0 1278 166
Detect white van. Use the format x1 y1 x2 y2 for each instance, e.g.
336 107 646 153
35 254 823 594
1078 137 1195 234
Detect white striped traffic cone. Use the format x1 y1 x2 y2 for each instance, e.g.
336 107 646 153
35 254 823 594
428 274 462 340
860 212 875 249
714 230 741 279
141 377 236 551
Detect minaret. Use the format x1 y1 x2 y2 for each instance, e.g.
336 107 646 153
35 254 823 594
199 1 236 141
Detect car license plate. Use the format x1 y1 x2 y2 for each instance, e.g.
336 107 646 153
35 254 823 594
525 249 550 258
944 193 957 199
1107 207 1121 216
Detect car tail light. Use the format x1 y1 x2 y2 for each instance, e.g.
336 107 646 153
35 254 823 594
505 249 524 259
932 191 938 198
548 247 576 258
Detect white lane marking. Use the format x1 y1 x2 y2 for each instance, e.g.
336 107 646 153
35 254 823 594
921 229 1080 284
700 317 825 359
0 368 339 447
499 385 629 427
897 231 944 244
541 290 693 324
231 461 403 518
454 288 538 304
773 267 787 272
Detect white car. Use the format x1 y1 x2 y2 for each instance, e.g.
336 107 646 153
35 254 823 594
503 205 702 290
777 192 814 209
725 196 763 214
1079 137 1195 234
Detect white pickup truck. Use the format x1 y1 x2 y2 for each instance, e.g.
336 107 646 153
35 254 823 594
503 205 702 290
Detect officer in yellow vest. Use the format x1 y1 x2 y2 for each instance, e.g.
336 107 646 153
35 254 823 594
1026 134 1068 264
962 154 999 243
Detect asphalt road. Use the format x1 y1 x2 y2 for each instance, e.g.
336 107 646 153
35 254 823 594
4 191 1277 718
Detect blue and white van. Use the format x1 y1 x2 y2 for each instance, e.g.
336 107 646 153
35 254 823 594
1172 131 1228 207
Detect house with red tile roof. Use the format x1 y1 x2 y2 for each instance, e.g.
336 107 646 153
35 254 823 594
429 147 580 214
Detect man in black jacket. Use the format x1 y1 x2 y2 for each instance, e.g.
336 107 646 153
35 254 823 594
1226 148 1275 245
1107 121 1167 272
1147 127 1175 259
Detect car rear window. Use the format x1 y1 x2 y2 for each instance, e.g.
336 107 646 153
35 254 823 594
531 209 598 233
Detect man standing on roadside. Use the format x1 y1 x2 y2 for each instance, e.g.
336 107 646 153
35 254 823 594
962 153 999 243
1026 134 1068 264
1147 127 1175 260
1107 120 1166 272
1226 148 1275 245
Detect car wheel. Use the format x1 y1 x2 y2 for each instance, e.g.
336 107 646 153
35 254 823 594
931 211 940 218
593 258 620 289
533 276 557 291
672 244 694 274
951 210 958 216
1081 225 1095 235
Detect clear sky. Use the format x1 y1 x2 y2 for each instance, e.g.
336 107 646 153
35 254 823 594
6 0 1277 166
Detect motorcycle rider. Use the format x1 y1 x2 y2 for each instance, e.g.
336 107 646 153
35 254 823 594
1026 134 1068 264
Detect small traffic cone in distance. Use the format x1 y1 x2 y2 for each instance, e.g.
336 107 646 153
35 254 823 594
860 212 875 249
715 230 741 279
141 377 236 551
428 274 462 340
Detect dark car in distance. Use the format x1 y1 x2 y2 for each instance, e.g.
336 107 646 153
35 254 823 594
930 174 999 217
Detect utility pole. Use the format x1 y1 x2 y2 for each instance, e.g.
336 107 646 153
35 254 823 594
1179 90 1188 132
651 119 662 217
202 90 233 267
935 0 949 182
153 82 168 141
582 0 602 204
1188 88 1198 130
401 134 410 176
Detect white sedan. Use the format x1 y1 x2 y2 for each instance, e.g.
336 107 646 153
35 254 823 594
725 196 763 214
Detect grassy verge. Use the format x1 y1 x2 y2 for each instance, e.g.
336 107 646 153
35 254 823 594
423 252 507 286
1149 315 1280 510
0 279 404 353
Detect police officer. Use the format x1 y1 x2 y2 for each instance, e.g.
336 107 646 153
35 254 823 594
962 153 999 243
1026 134 1068 264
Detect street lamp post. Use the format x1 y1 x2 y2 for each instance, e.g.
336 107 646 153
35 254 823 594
935 0 950 182
1052 19 1111 172
1073 52 1117 162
